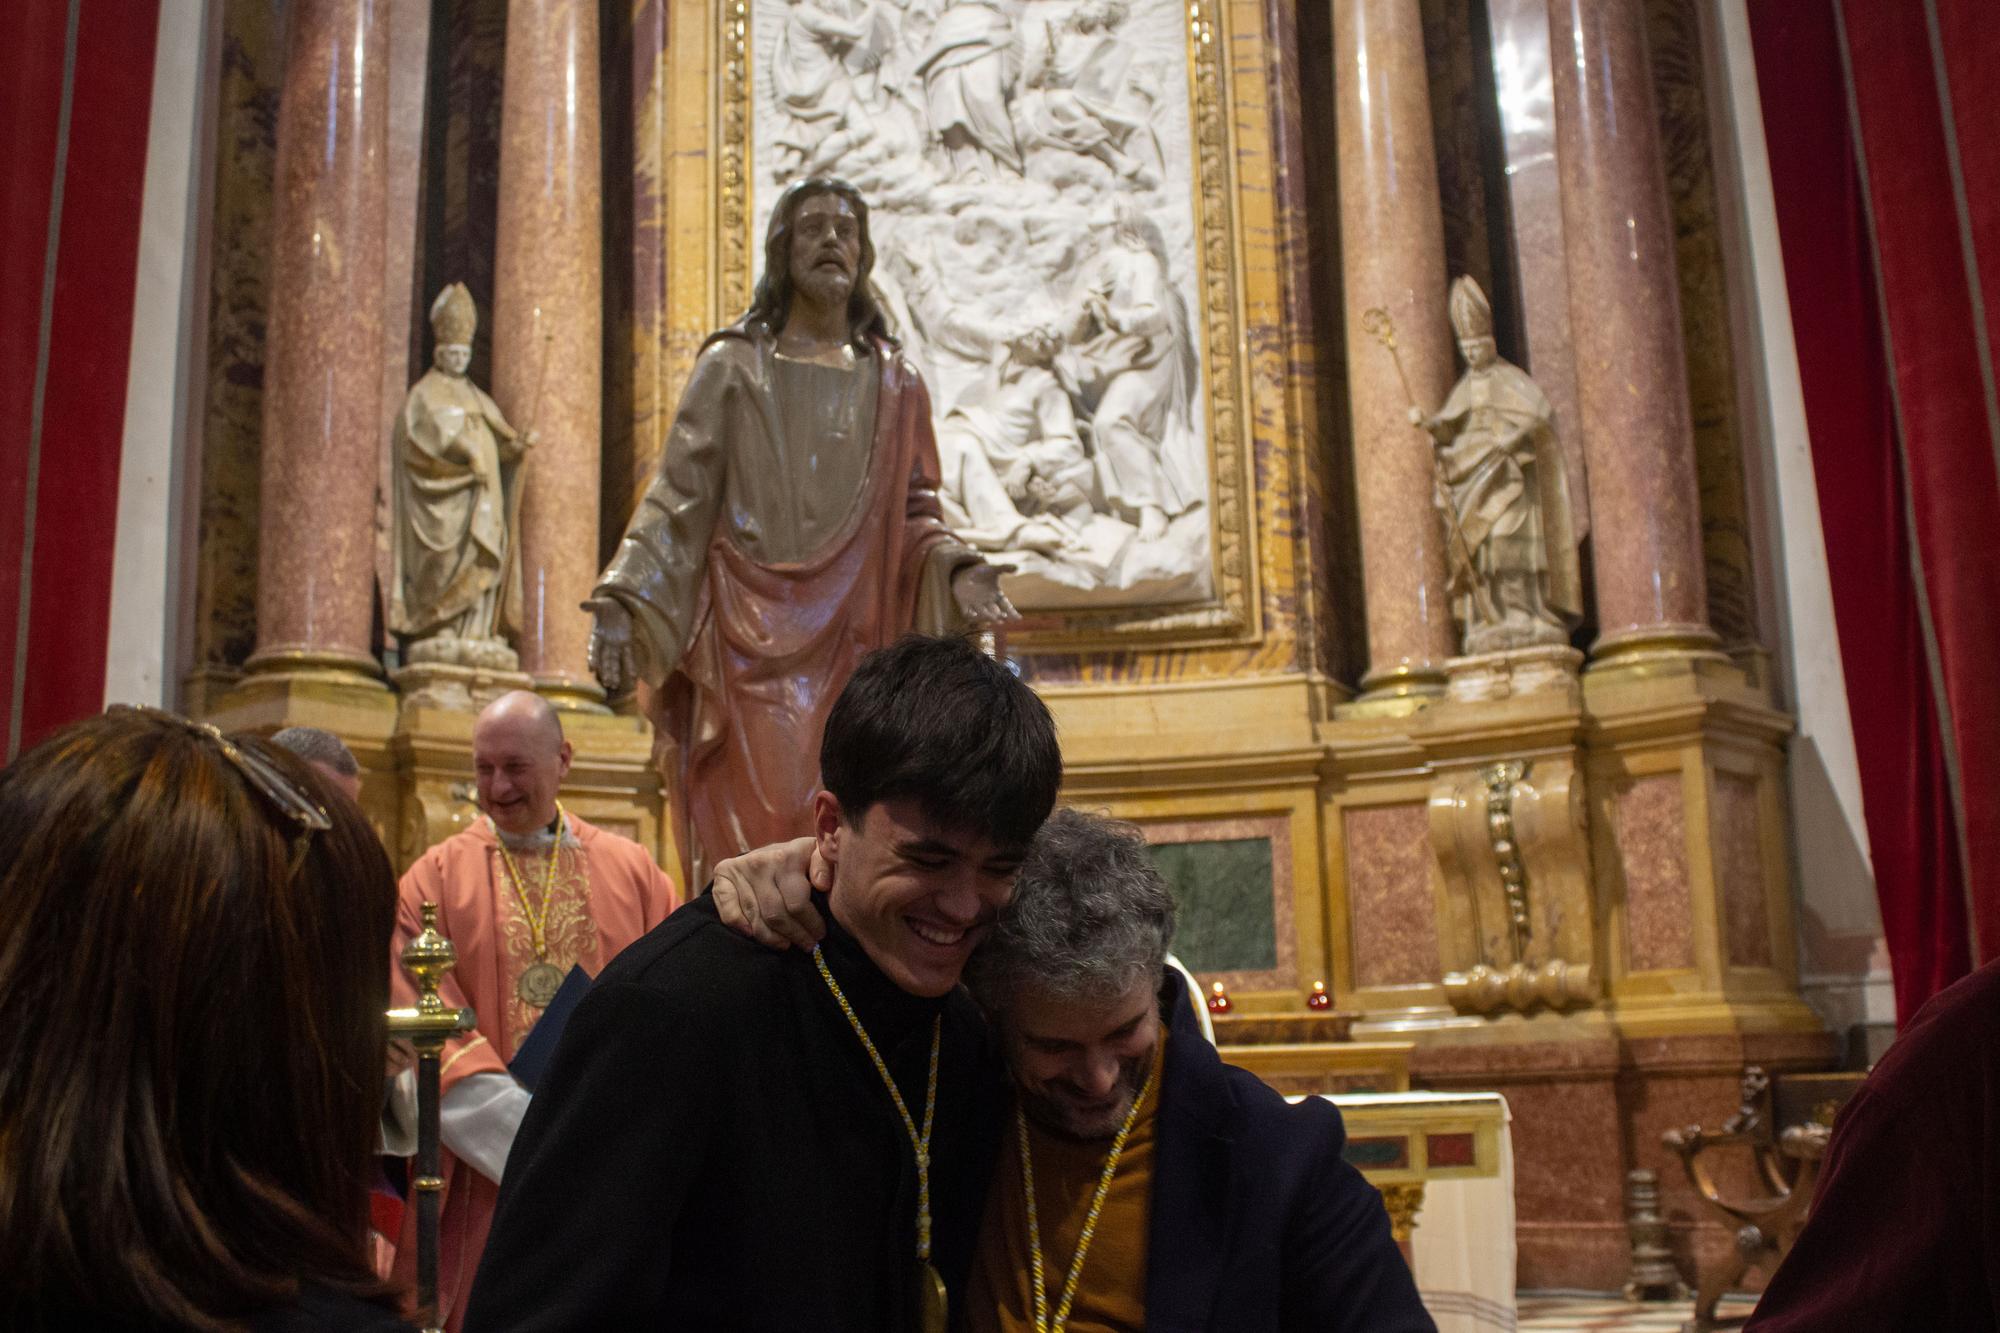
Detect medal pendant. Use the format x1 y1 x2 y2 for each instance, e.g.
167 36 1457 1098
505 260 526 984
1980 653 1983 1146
517 960 564 1008
917 1261 948 1333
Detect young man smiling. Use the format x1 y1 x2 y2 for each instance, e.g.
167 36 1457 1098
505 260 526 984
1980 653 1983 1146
463 635 1061 1331
711 809 1435 1331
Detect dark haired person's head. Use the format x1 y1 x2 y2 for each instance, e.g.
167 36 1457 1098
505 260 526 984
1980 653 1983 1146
269 724 363 802
0 708 400 1330
745 176 888 344
813 634 1061 997
967 808 1176 1139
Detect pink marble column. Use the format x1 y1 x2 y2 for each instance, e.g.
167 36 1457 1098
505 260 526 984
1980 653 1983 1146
493 0 605 708
249 0 388 679
1547 0 1714 655
1335 0 1457 698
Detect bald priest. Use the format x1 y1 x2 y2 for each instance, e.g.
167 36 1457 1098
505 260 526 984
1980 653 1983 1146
388 690 680 1331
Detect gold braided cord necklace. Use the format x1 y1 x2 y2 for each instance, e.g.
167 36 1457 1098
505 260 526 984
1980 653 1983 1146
811 943 949 1333
1017 1063 1157 1333
493 801 568 1007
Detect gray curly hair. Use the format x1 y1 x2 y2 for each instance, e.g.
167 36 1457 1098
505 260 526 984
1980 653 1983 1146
967 807 1176 1009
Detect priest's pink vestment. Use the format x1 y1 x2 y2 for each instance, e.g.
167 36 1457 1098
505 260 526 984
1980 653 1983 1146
388 812 680 1331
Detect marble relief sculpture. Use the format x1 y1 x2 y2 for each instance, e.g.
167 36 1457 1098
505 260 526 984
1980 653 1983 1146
1408 277 1582 655
752 0 1212 609
585 179 1015 887
389 284 533 671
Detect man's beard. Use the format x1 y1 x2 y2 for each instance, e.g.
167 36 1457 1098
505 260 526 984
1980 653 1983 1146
1017 1046 1154 1142
793 262 854 314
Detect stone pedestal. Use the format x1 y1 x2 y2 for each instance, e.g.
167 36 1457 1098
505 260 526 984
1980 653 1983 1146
1314 641 1825 1288
392 662 535 716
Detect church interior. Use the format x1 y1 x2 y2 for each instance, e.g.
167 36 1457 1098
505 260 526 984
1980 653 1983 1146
4 0 1998 1330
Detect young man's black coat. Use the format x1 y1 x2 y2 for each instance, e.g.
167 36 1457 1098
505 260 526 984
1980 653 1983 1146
462 893 1004 1331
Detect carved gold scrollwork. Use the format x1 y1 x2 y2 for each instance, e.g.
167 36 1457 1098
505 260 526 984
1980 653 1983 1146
1429 757 1598 1015
1379 1182 1426 1244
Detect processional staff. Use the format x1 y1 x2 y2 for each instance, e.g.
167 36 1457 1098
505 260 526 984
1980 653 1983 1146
386 902 478 1333
1358 305 1500 627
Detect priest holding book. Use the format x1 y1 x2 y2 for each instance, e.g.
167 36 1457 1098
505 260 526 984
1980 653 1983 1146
387 690 680 1331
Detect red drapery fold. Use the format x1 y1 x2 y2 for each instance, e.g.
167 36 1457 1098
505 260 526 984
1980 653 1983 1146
1750 0 2000 1021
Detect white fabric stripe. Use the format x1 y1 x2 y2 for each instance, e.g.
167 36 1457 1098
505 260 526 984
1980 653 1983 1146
10 0 82 760
1713 0 1887 1016
104 1 210 710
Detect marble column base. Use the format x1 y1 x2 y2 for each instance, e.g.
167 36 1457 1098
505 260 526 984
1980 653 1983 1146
242 646 385 685
1589 622 1724 669
392 661 534 716
211 652 392 733
1345 662 1449 718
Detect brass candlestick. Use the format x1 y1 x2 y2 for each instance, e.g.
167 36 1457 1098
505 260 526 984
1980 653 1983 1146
385 902 478 1333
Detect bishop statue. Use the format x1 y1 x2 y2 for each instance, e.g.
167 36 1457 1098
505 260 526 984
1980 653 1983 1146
1409 277 1582 655
390 283 534 671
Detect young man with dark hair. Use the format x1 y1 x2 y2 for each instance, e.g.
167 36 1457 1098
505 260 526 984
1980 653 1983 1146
463 634 1061 1332
715 809 1436 1332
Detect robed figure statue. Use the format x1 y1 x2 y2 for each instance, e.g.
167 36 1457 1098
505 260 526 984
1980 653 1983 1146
390 283 533 670
1410 277 1582 655
586 178 1016 885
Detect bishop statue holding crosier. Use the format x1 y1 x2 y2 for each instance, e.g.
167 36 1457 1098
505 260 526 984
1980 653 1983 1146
1407 276 1582 657
390 283 536 673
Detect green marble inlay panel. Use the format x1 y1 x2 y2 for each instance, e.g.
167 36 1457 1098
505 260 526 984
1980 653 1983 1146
1148 837 1277 973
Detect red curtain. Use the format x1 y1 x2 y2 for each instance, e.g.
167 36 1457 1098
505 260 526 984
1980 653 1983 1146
1749 0 2000 1021
0 0 160 759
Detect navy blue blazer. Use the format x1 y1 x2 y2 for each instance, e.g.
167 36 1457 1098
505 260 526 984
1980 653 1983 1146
1144 972 1438 1332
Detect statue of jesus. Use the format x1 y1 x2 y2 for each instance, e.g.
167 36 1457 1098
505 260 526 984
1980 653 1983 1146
585 177 1016 885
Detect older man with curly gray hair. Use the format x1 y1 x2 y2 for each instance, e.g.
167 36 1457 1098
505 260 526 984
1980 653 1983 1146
715 806 1433 1331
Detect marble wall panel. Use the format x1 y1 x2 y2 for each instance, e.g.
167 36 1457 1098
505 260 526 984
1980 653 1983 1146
1142 813 1298 994
1646 0 1758 647
1714 771 1773 967
192 0 288 676
1614 772 1696 971
1344 802 1443 988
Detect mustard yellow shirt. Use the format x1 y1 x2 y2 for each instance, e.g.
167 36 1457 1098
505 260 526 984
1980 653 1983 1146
967 1034 1167 1332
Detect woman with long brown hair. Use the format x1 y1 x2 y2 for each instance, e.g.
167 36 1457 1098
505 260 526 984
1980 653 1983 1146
0 707 413 1332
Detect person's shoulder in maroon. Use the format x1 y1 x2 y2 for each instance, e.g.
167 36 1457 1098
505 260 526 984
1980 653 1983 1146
1745 958 2000 1332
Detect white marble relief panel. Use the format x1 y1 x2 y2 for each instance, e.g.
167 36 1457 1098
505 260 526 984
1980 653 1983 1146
750 0 1213 608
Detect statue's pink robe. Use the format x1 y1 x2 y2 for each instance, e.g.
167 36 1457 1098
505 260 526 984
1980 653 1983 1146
388 814 680 1331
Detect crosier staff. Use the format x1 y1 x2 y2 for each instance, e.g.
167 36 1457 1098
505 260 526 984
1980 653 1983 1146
1358 305 1499 627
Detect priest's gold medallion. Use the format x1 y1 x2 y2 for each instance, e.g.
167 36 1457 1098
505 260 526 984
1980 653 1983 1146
917 1261 948 1333
517 960 564 1008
